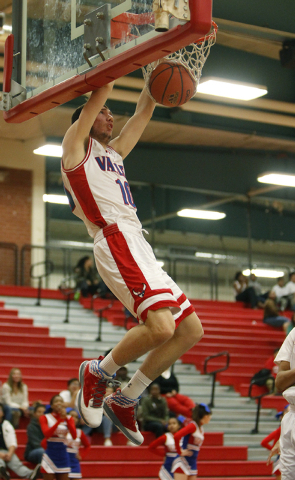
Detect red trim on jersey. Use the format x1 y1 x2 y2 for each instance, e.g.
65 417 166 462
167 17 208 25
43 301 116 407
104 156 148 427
174 423 196 455
148 434 167 457
61 138 92 173
261 427 281 451
105 231 178 317
66 162 107 228
79 429 91 459
175 305 195 328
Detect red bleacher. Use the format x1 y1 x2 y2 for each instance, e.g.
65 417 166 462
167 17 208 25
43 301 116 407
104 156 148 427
0 288 279 479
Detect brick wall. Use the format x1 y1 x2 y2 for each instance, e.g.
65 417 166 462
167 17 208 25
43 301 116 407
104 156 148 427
0 167 32 285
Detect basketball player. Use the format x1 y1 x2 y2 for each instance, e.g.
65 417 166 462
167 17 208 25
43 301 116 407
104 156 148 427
61 81 204 446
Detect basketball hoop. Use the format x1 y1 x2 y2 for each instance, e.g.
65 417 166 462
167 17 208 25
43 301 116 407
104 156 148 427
143 21 218 102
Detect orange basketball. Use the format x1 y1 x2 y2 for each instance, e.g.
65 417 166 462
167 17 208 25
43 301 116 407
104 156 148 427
149 61 196 107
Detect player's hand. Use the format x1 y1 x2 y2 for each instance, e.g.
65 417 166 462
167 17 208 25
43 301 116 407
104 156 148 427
266 442 280 465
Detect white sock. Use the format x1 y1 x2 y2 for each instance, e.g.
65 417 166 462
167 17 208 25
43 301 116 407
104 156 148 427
99 352 121 376
121 370 152 400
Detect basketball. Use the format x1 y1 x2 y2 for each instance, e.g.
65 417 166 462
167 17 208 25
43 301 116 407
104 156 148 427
148 61 196 107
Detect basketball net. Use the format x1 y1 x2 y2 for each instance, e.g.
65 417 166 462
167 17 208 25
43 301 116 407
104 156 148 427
142 21 218 101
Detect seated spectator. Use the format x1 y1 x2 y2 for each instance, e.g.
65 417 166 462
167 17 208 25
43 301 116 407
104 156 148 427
141 384 169 438
233 271 259 308
59 378 80 410
0 403 40 480
270 276 288 311
249 273 269 304
67 410 91 478
2 368 29 428
263 299 290 333
74 256 101 298
285 271 295 310
115 367 131 390
154 368 195 419
24 403 46 465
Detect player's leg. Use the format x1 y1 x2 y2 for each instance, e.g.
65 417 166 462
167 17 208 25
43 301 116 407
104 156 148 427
103 312 202 444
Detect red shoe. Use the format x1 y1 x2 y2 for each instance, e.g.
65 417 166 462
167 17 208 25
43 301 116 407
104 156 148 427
103 389 143 445
77 357 118 428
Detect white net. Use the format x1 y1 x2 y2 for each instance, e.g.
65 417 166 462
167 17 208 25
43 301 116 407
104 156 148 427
142 21 218 100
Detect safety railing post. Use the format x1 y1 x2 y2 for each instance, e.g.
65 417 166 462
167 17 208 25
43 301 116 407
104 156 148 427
204 351 230 408
249 376 275 434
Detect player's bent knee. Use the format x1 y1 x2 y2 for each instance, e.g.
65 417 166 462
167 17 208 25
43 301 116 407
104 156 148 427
146 308 175 345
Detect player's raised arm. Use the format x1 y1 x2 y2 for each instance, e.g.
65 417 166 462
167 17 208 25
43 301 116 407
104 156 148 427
62 82 114 169
110 86 156 159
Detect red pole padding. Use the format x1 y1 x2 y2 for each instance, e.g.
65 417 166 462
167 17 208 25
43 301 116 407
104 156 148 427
3 34 14 93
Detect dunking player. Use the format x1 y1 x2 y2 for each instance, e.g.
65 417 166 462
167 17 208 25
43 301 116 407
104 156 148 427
61 81 203 445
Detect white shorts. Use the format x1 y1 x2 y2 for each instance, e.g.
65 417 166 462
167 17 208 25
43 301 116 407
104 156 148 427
94 223 195 324
280 406 295 480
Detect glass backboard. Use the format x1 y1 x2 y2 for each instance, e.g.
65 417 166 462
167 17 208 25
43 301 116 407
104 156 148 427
3 0 213 122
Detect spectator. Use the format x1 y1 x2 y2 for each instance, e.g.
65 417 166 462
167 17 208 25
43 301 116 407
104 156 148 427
74 256 100 298
285 272 295 310
2 368 29 428
0 383 12 426
270 277 288 311
233 271 258 308
59 379 80 410
40 395 76 480
115 367 131 390
154 368 195 418
263 299 290 333
172 403 212 480
141 384 169 438
148 416 183 480
264 348 280 394
24 403 46 465
0 403 40 480
67 410 90 479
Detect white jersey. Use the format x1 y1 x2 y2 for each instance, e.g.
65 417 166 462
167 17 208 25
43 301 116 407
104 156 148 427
61 138 141 239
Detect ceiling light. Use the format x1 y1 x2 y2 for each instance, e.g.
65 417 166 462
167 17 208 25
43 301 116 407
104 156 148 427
177 209 226 220
43 194 69 205
195 252 213 258
197 78 268 101
257 172 295 187
34 144 63 157
243 269 285 278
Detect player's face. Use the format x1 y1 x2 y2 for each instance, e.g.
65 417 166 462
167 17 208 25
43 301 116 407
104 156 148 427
90 107 113 144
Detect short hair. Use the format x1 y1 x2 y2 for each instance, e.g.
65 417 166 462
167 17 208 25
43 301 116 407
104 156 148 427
71 104 87 124
67 378 79 387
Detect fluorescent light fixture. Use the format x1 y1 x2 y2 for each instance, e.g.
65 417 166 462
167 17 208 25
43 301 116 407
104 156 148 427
34 144 63 157
177 209 226 220
156 260 165 268
195 252 213 258
43 194 69 205
198 78 268 101
257 172 295 187
243 269 285 279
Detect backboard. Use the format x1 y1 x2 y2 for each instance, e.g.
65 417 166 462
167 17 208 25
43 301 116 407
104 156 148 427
2 0 213 123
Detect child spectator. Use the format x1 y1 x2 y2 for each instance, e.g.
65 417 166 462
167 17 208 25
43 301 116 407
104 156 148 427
67 410 90 479
263 299 290 333
40 395 76 480
172 403 212 480
0 403 40 480
2 368 29 428
24 404 46 465
148 416 182 480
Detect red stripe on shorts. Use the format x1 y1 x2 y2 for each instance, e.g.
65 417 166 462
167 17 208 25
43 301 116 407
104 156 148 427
175 304 195 328
105 230 176 316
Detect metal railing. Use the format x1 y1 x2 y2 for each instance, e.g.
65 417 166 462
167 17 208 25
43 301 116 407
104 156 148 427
204 351 230 408
248 376 275 434
30 260 54 306
59 275 77 323
92 296 115 341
